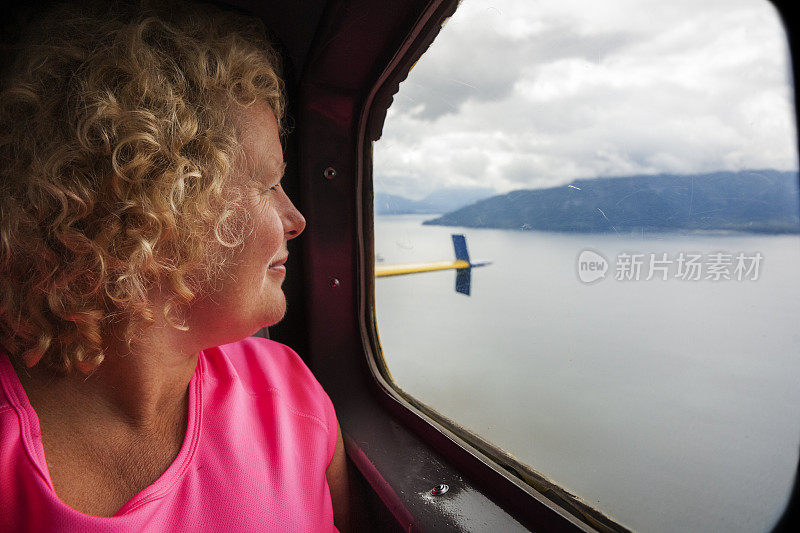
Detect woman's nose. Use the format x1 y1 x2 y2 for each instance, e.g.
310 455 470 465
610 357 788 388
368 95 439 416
284 199 306 240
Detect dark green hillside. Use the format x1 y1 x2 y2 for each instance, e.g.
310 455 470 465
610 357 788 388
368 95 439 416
423 170 800 233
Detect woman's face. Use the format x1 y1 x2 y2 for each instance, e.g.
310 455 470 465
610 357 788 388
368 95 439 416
189 101 305 344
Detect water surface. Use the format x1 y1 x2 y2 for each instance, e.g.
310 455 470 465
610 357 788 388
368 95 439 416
375 214 800 532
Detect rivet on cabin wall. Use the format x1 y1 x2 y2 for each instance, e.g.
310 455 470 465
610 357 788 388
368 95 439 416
323 166 337 180
328 277 340 288
430 484 449 496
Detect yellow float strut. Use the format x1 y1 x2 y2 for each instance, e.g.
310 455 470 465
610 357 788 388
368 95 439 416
375 259 471 278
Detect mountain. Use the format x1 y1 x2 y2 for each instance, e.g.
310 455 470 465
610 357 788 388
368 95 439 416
418 187 496 213
374 187 495 215
422 170 800 234
374 193 434 214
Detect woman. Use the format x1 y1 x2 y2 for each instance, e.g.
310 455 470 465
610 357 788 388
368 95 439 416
0 0 356 530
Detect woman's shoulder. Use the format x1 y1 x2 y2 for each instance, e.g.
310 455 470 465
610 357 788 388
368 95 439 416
202 337 336 434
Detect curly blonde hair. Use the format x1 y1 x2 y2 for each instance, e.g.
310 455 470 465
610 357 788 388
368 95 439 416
0 0 286 373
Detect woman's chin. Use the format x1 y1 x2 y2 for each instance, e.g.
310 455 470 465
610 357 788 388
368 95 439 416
260 297 288 329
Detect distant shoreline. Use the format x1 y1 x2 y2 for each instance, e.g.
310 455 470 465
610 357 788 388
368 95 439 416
415 169 800 235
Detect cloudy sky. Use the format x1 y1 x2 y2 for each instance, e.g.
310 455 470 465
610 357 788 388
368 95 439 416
373 0 797 200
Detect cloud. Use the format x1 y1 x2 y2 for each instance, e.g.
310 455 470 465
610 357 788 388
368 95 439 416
390 5 636 121
374 0 797 200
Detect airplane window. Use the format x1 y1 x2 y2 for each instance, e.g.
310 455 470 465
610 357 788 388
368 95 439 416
371 0 799 531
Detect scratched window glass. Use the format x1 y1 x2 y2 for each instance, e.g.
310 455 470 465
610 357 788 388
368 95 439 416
371 0 800 531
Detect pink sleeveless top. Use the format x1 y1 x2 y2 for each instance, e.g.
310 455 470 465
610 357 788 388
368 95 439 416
0 337 339 532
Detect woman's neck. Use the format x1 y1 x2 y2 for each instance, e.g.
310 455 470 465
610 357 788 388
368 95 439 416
14 318 200 432
8 318 203 516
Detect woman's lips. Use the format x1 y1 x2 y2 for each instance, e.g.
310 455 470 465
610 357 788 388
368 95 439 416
268 258 287 274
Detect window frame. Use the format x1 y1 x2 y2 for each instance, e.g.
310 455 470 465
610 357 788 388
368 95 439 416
358 0 631 528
